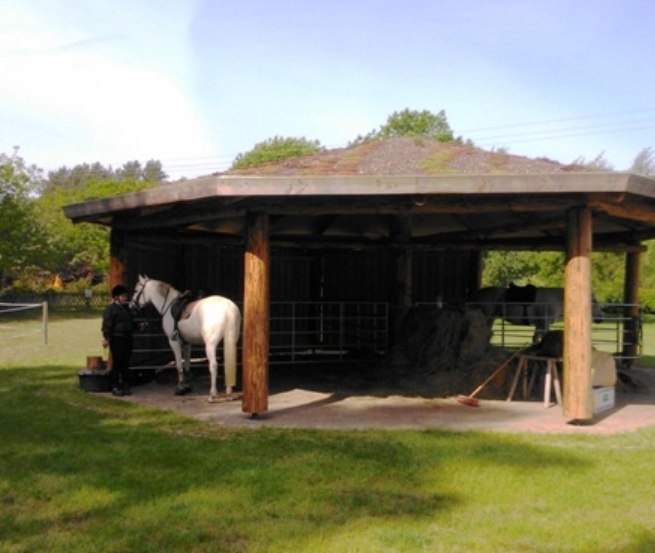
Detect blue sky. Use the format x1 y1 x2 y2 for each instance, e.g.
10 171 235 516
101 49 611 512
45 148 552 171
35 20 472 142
2 0 654 180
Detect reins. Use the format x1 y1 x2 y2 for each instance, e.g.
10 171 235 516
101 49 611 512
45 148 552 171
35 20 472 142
133 278 178 318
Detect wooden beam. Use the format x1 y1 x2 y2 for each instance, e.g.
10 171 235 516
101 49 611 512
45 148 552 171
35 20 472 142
563 208 594 422
590 195 655 226
416 213 568 243
242 212 270 416
109 230 127 288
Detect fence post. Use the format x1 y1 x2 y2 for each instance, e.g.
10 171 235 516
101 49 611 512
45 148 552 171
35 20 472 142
42 301 48 345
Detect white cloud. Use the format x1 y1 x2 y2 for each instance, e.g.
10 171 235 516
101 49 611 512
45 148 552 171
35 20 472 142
0 1 215 177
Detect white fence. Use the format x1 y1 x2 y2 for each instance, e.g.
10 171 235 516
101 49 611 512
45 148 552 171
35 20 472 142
0 301 49 345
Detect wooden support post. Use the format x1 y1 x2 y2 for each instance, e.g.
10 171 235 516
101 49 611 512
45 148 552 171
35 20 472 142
242 212 270 415
391 215 413 342
621 250 641 367
563 208 594 422
108 230 127 289
467 250 483 298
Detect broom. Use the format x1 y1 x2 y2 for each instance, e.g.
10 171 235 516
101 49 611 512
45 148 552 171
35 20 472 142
456 345 529 407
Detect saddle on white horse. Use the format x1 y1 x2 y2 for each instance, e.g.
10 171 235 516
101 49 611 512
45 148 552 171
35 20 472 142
170 291 202 340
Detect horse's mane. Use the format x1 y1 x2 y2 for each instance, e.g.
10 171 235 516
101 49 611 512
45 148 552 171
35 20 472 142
154 280 174 298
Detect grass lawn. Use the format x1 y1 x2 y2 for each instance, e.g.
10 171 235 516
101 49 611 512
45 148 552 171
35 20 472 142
1 313 654 552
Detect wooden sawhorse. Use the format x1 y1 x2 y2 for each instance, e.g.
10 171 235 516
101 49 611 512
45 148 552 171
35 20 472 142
507 354 562 408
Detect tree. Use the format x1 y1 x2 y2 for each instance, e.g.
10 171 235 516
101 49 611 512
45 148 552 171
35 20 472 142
36 173 159 275
231 136 323 170
45 163 113 192
0 148 47 284
115 160 167 182
351 108 455 145
481 251 563 288
143 160 168 182
116 160 143 182
630 147 655 176
43 160 167 194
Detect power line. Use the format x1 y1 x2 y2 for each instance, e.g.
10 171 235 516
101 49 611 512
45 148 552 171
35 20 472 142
474 119 655 146
460 107 655 134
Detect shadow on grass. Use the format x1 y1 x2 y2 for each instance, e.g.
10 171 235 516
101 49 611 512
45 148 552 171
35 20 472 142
2 368 592 544
602 529 655 553
7 365 648 552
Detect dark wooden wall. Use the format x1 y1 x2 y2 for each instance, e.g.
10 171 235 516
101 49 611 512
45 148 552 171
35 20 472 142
124 234 477 306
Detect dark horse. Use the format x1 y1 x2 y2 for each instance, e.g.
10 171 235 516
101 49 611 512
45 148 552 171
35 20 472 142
471 284 604 341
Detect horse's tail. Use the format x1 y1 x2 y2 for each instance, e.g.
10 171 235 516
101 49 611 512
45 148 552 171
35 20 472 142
223 304 242 388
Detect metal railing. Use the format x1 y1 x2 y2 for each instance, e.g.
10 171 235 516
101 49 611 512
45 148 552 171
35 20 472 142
130 300 389 370
465 301 643 363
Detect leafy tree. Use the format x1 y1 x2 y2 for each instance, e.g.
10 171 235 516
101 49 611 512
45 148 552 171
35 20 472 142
36 176 158 275
116 160 143 181
0 149 48 284
231 136 323 170
481 249 639 307
0 153 165 286
481 251 563 287
351 108 455 145
591 252 625 303
44 160 167 193
639 241 655 310
627 148 655 309
142 160 168 182
45 163 113 192
116 160 167 182
630 147 655 176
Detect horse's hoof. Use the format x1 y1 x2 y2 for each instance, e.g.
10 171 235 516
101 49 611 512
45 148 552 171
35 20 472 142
207 392 242 403
174 385 192 396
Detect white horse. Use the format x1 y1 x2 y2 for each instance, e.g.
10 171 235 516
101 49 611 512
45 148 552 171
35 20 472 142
130 275 241 401
470 284 604 341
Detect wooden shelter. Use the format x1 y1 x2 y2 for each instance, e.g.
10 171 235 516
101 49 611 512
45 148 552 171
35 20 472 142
64 170 655 423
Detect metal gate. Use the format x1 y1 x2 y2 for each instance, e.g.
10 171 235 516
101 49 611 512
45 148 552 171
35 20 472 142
129 300 389 370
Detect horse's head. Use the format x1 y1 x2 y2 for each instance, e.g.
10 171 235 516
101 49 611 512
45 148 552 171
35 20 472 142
130 274 150 310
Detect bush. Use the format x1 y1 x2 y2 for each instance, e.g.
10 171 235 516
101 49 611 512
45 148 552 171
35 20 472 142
231 136 323 170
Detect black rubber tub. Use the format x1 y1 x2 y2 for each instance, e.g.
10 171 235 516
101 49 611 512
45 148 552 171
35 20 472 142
78 371 112 392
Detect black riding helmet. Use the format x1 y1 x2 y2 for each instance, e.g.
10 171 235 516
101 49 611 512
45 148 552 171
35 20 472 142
111 285 128 298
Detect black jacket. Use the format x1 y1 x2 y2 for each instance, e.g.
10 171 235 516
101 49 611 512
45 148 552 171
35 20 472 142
102 302 135 340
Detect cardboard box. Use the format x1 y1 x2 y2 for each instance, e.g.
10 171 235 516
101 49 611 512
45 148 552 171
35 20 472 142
592 386 615 414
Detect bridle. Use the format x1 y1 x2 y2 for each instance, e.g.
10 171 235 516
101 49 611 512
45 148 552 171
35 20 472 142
130 277 176 317
130 278 148 311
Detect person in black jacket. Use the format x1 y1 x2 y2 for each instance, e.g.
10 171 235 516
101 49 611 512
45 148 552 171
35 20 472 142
102 284 135 396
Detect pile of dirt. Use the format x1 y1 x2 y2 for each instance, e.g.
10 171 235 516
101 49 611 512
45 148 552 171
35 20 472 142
363 306 512 397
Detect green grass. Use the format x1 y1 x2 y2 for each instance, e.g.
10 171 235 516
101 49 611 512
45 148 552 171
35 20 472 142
1 315 655 552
